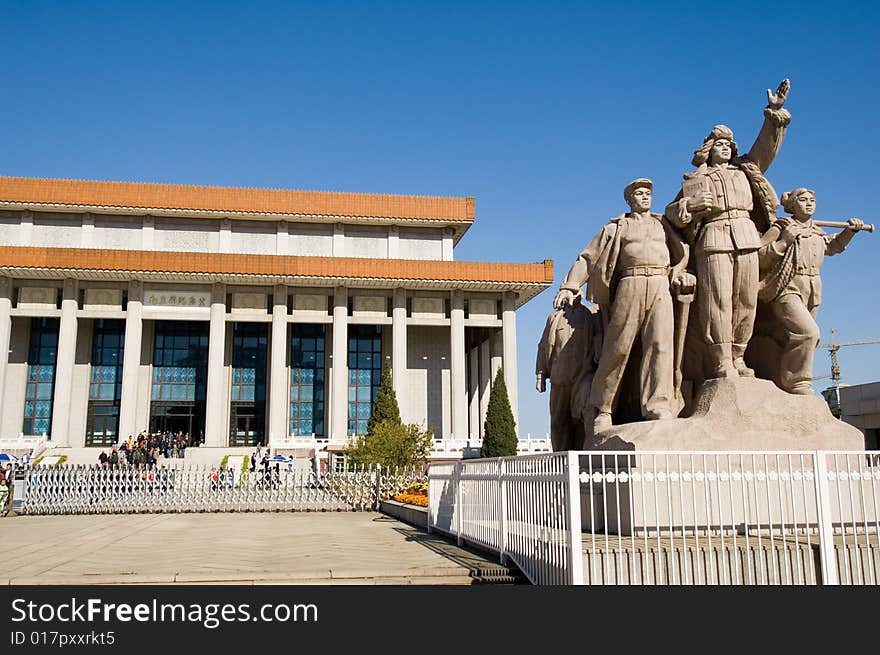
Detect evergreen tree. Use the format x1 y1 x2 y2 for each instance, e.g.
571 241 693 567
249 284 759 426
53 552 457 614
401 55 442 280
367 362 402 435
481 369 518 457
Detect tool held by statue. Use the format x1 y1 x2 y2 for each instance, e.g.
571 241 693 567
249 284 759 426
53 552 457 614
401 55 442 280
813 219 874 233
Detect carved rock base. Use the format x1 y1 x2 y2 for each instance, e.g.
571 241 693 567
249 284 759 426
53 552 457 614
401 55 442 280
588 377 864 452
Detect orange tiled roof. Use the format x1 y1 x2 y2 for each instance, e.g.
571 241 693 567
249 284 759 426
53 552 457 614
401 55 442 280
0 176 475 222
0 246 553 285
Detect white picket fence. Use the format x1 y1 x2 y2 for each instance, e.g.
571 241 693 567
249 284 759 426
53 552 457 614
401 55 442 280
428 450 880 585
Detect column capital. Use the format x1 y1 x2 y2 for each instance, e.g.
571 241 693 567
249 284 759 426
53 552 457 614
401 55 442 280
221 218 232 229
62 278 79 299
0 276 11 296
142 214 154 225
128 280 143 301
211 282 226 304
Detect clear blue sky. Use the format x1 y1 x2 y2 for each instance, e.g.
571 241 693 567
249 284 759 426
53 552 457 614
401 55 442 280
2 1 878 437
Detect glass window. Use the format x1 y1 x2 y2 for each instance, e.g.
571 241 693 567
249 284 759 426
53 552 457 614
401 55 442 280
347 325 382 436
289 324 326 437
22 318 59 436
151 321 209 407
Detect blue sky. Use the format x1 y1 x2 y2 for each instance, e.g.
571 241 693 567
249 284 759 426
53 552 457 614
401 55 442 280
2 1 878 437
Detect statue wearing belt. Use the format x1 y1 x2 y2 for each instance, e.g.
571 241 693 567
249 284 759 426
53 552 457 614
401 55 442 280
555 178 692 430
666 80 792 380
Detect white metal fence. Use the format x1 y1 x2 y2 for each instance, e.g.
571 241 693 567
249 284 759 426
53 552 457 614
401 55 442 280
428 450 880 585
19 464 424 514
428 452 581 585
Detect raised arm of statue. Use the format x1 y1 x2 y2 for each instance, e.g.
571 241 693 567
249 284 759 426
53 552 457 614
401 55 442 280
745 79 792 172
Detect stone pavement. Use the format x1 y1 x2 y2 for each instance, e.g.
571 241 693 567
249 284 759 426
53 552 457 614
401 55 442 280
1 512 522 585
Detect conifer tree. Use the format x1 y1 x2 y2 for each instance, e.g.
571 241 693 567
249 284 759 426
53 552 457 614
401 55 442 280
481 368 518 458
367 361 402 435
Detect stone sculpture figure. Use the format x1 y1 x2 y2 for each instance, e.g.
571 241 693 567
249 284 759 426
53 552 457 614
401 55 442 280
755 189 864 393
554 179 692 430
535 298 602 451
666 80 792 380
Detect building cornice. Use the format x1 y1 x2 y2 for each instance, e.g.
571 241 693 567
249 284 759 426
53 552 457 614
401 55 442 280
0 246 554 307
0 176 475 243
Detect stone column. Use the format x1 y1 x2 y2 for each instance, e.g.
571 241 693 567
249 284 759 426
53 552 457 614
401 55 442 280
332 223 345 257
118 281 143 441
450 290 467 440
502 292 518 435
204 283 227 447
141 215 154 250
51 279 78 446
81 213 95 248
331 287 348 440
442 228 454 261
218 218 232 252
19 211 33 246
479 337 491 438
0 277 12 425
388 225 399 259
468 345 479 440
268 285 288 444
392 288 407 412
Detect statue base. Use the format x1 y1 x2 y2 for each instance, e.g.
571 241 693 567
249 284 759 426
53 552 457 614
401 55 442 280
587 377 864 451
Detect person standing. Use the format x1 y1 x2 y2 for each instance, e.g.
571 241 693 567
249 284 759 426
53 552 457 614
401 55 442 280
2 463 14 516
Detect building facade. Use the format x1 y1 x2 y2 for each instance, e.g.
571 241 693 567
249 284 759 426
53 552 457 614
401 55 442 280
840 382 880 450
0 176 552 451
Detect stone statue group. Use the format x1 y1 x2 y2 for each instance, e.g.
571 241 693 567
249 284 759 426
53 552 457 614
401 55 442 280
536 80 871 452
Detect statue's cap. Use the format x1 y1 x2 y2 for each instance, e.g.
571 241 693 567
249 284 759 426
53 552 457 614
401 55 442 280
623 178 653 201
704 125 734 143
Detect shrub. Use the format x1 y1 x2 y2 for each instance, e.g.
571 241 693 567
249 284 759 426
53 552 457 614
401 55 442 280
346 421 433 469
481 369 517 458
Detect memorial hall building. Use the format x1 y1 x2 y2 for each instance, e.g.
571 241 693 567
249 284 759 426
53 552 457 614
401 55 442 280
0 176 552 455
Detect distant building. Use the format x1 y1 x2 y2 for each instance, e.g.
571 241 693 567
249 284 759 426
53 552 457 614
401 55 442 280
0 176 552 453
839 382 880 449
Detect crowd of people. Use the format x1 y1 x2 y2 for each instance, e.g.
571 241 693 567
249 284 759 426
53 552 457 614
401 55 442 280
97 431 192 468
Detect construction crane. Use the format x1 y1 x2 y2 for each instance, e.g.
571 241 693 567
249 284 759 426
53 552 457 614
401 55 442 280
816 328 880 384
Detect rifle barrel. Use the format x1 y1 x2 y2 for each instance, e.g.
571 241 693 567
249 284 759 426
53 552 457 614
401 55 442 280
813 219 874 233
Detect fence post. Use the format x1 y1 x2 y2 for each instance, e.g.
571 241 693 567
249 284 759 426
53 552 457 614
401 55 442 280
813 451 839 585
499 457 507 565
374 464 382 511
455 461 463 547
567 451 584 585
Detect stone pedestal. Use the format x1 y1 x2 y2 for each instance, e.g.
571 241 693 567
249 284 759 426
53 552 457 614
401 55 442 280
588 377 865 452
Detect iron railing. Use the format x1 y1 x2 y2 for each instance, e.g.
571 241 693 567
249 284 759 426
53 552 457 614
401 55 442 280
428 450 880 585
19 463 424 514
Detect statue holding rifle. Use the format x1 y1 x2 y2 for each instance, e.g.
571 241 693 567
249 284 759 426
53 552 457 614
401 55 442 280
752 188 871 394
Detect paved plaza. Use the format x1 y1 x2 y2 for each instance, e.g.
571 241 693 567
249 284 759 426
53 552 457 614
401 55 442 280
1 512 517 585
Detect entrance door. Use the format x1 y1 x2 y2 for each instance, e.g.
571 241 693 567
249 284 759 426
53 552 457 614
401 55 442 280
230 404 263 446
85 404 119 447
150 405 198 442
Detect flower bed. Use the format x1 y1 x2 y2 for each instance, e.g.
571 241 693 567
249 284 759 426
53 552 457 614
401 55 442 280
393 481 428 507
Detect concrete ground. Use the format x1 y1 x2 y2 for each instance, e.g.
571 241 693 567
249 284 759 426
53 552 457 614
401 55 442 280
0 511 521 585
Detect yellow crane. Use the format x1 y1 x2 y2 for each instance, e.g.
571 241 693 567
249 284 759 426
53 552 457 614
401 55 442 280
816 328 880 385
